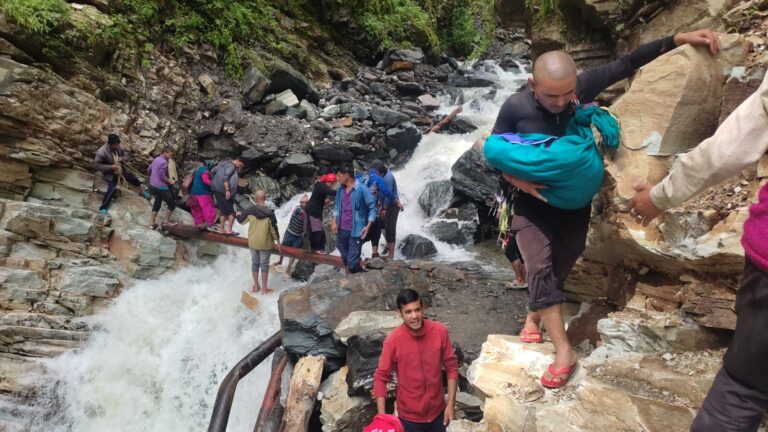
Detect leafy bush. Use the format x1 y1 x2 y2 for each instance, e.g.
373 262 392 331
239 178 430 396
0 0 70 34
337 0 440 52
525 0 561 19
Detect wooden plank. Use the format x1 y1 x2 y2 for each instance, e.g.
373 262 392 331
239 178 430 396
279 355 326 432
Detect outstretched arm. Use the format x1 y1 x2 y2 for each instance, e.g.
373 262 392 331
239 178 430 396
578 29 720 102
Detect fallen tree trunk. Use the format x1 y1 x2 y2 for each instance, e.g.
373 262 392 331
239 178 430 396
279 355 326 432
162 223 343 267
427 106 462 134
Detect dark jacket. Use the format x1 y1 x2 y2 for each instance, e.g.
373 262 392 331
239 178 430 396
94 144 127 181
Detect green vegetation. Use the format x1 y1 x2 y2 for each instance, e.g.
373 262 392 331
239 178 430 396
1 0 69 34
1 0 497 78
525 0 562 20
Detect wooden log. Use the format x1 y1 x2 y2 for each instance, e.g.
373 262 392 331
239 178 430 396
161 223 343 267
426 106 463 134
279 355 326 432
255 350 289 432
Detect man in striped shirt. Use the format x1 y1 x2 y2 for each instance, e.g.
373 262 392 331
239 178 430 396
275 194 309 274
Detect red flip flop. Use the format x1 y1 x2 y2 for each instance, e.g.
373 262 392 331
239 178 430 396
520 329 543 343
541 363 578 389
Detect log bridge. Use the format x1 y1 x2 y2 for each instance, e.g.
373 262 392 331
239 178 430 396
162 223 343 268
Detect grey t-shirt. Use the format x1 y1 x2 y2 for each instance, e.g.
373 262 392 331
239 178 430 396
211 161 238 194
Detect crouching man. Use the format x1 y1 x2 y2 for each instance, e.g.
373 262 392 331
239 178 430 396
373 289 458 432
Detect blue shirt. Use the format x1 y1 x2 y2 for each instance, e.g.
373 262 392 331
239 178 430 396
333 180 377 238
380 171 399 207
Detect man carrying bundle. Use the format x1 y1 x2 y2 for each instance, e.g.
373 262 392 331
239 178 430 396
486 29 720 388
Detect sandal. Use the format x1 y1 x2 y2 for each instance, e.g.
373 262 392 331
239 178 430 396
520 329 543 343
541 363 578 389
149 223 158 230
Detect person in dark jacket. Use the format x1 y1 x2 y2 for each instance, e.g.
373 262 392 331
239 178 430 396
305 173 338 253
94 133 149 214
376 162 404 259
491 29 720 389
211 157 245 235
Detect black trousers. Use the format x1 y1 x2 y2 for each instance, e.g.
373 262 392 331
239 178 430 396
510 193 591 311
100 172 141 211
691 259 768 431
150 186 176 212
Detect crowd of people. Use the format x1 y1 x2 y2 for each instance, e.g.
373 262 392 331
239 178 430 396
93 140 405 289
93 26 768 432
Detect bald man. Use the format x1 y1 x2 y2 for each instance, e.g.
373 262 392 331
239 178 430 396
491 29 720 389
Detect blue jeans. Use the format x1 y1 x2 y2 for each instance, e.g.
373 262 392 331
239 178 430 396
336 230 363 273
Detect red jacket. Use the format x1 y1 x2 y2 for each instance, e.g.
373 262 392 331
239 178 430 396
373 320 459 423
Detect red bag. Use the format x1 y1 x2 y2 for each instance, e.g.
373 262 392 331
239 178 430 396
363 414 404 432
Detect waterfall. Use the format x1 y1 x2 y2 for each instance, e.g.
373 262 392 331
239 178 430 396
27 60 529 432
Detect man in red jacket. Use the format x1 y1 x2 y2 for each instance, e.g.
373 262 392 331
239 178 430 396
373 289 459 432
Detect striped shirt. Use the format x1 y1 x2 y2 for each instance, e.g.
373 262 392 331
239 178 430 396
287 206 306 236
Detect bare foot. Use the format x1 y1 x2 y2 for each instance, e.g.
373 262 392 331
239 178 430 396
542 349 578 384
261 287 274 294
251 284 260 293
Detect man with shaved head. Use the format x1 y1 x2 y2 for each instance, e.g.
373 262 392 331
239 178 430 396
491 29 720 389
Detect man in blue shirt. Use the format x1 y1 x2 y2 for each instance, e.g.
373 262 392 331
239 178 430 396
332 165 377 273
376 161 404 259
361 160 403 259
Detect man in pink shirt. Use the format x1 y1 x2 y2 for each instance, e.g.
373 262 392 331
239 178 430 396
373 289 459 432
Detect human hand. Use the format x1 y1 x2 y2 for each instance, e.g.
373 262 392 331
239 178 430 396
112 164 120 172
502 173 548 203
675 29 720 55
361 225 370 240
225 190 231 200
331 220 337 235
168 179 176 185
627 183 663 226
443 405 455 426
379 208 386 219
396 201 404 211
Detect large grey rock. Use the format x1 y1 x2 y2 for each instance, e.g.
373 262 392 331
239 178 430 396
444 118 478 135
382 48 425 68
329 127 364 143
346 329 388 396
467 71 497 87
430 203 479 245
450 141 498 206
313 144 355 162
371 107 409 127
0 268 46 310
385 123 421 153
319 367 375 432
399 234 437 259
57 264 121 298
241 66 271 106
274 89 299 107
278 269 430 367
418 180 453 217
267 60 320 103
280 153 317 179
334 311 401 344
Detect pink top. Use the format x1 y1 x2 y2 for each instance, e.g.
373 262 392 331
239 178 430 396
743 183 768 272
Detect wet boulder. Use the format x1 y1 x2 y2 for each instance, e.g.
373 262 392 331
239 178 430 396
418 180 453 217
345 329 389 396
399 234 437 259
450 139 498 206
385 122 421 153
371 107 409 127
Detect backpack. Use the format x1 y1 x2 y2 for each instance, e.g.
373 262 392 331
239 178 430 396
363 414 404 432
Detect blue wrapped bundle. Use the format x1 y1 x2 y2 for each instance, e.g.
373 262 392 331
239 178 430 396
484 104 620 210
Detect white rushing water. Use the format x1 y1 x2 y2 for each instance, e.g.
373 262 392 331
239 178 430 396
393 60 529 260
27 60 529 431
